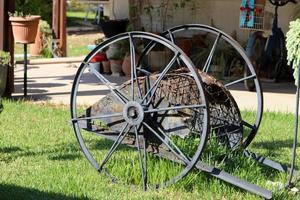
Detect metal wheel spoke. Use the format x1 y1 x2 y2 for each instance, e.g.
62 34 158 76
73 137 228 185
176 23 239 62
71 112 123 122
209 129 239 140
203 33 222 73
102 168 119 183
141 52 180 105
142 122 190 165
99 123 130 170
134 126 147 190
137 68 152 76
88 63 128 104
145 104 205 114
142 135 147 189
129 33 142 100
168 30 181 66
241 120 256 130
225 74 257 88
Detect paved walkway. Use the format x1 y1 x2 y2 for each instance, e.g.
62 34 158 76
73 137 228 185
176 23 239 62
13 62 298 113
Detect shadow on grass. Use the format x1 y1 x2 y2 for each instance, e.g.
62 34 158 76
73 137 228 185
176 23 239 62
0 136 135 164
251 139 293 149
49 153 81 161
0 146 22 153
0 142 82 163
0 183 90 200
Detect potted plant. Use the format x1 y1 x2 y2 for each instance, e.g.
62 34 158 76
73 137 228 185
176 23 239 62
0 51 11 97
93 38 111 74
106 43 126 76
122 52 142 77
30 20 52 56
9 12 40 44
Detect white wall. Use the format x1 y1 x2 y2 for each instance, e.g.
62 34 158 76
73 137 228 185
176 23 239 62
138 0 296 42
103 0 129 20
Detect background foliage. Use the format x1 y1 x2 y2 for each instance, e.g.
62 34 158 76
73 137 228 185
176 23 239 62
15 0 52 24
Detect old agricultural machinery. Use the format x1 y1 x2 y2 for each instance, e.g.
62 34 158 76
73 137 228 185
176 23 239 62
70 24 298 199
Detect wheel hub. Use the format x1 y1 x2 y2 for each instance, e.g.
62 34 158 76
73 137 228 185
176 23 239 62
123 101 144 125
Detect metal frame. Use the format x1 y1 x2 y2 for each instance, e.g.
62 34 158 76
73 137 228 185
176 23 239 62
160 24 300 199
70 31 210 189
71 24 299 200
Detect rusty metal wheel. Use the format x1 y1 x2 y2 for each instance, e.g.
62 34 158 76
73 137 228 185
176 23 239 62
70 32 210 189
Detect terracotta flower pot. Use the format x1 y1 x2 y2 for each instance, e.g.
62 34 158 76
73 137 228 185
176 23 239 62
30 28 43 55
122 54 140 77
102 61 111 74
9 15 40 44
110 59 123 76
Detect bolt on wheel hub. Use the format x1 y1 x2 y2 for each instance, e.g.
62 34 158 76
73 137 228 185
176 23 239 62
123 101 144 126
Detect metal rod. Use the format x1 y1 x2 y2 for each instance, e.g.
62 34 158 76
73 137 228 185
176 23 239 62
241 120 256 130
195 161 272 199
24 44 28 97
203 33 221 73
142 122 190 164
142 52 179 105
144 104 205 114
129 33 135 101
143 135 148 190
88 64 128 104
287 65 300 186
244 150 289 173
167 30 181 66
99 123 129 170
225 74 256 88
71 112 123 122
129 33 143 100
134 126 147 191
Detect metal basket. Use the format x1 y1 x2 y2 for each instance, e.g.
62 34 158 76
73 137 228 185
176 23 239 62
239 4 273 31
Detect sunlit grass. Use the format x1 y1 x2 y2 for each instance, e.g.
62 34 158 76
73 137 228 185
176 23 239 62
0 99 299 199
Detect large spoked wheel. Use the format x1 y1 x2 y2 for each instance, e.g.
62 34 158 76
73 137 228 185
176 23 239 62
70 32 210 189
157 24 263 150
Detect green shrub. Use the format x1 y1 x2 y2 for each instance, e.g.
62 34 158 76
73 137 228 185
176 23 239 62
15 0 52 24
39 20 53 58
67 0 88 12
286 19 300 85
0 51 11 66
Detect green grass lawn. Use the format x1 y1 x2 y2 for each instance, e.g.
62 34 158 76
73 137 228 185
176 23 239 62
0 99 300 199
